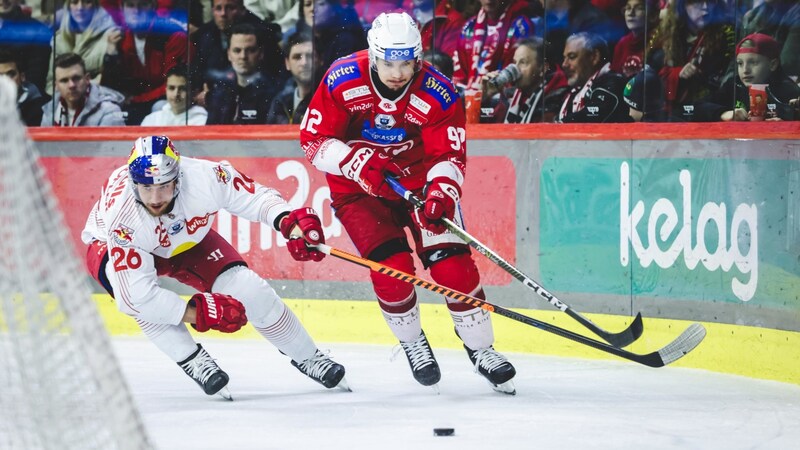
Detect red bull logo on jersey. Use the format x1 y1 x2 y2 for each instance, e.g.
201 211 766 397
326 62 360 92
422 73 456 110
214 165 231 184
111 225 135 246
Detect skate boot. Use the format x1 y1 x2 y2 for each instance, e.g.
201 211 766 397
398 331 441 388
292 350 350 391
464 345 516 395
178 344 232 400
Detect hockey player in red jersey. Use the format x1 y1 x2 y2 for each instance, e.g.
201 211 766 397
82 135 348 399
299 12 516 394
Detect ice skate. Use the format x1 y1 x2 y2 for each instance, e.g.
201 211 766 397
465 345 516 395
396 331 441 391
178 344 233 400
292 350 350 391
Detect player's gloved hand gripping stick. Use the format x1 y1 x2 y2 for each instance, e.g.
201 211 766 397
312 243 706 368
385 175 644 348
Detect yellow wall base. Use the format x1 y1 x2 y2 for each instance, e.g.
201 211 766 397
94 295 799 386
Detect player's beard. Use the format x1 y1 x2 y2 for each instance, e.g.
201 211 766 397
143 198 176 217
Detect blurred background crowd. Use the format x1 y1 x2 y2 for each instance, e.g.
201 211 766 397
1 0 797 126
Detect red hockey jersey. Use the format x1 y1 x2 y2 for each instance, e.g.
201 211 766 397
300 50 467 195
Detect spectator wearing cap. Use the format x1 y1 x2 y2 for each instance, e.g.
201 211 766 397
557 32 632 122
693 33 800 121
623 65 665 121
740 0 800 79
481 37 569 123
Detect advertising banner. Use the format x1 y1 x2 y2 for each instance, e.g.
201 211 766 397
539 157 799 310
42 156 516 285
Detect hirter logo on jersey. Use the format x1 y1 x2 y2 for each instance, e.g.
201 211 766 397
326 62 360 91
111 225 135 246
422 73 456 110
214 165 231 184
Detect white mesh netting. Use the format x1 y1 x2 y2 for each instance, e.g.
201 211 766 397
0 77 152 450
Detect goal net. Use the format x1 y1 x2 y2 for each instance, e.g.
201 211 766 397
0 78 152 449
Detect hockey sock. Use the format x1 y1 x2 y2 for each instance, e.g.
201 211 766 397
381 297 422 343
254 302 318 363
136 319 199 362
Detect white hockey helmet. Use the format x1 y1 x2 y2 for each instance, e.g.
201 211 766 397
367 12 423 70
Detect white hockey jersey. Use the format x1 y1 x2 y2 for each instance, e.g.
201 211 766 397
82 157 292 325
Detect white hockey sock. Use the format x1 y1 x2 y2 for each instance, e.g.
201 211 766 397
136 319 198 362
382 302 422 343
450 307 494 350
253 302 317 363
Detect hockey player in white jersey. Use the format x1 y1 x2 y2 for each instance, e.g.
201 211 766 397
82 135 347 399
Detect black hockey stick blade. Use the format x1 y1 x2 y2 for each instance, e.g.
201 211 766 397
569 310 644 348
385 175 644 348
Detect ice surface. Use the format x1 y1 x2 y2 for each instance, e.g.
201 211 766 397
114 338 800 450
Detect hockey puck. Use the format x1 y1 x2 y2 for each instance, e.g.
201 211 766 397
433 428 455 437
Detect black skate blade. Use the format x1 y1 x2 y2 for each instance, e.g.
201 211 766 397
491 380 516 395
216 386 233 401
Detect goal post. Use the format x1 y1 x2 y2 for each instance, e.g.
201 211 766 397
0 78 152 449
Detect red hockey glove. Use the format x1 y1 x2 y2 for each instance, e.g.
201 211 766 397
414 177 461 234
190 292 248 333
339 146 401 198
279 207 326 262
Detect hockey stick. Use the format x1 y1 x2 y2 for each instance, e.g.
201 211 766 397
315 243 705 368
384 176 644 348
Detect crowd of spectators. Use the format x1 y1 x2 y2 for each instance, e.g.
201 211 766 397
1 0 798 126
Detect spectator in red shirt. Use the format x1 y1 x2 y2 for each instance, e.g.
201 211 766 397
414 0 466 56
452 0 536 92
610 0 661 77
101 0 188 125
